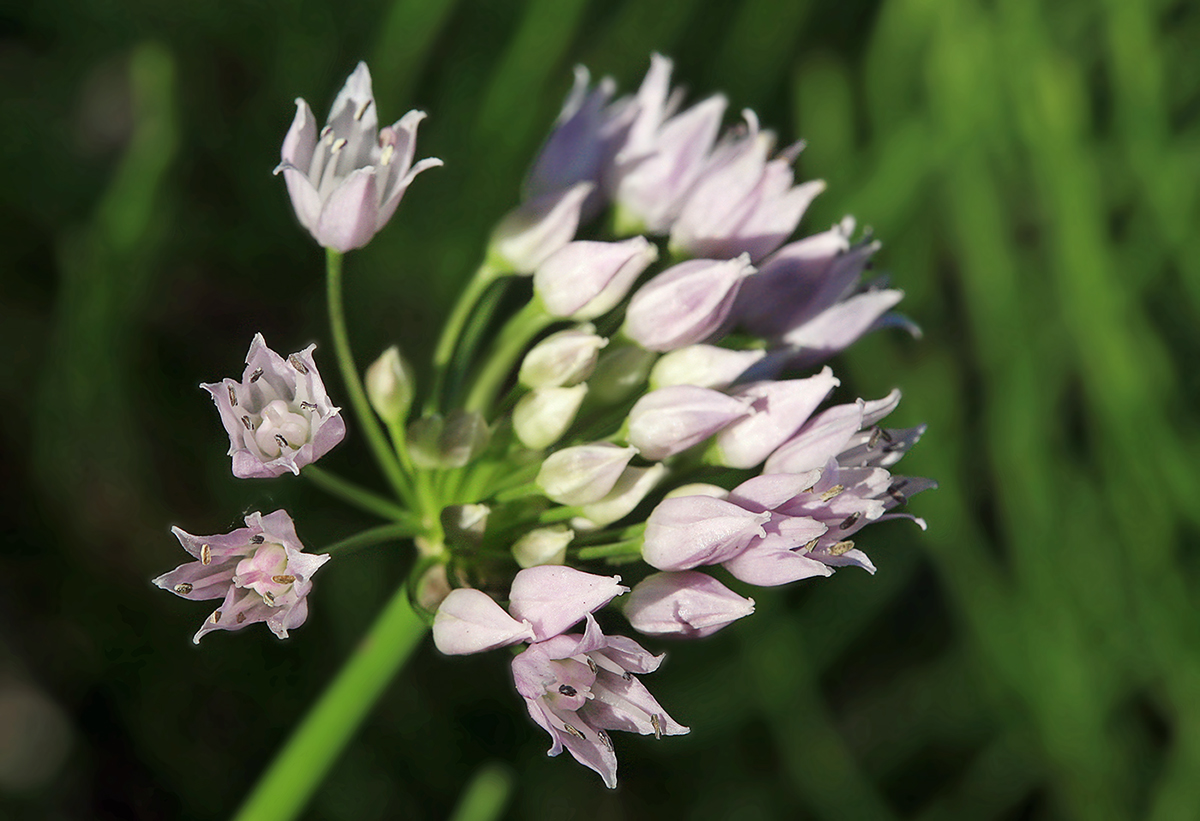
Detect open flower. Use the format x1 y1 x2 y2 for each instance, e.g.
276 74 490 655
432 566 687 788
154 510 330 644
203 334 345 478
275 62 442 252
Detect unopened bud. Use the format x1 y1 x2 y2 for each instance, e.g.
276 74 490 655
587 345 657 404
575 463 666 529
442 504 490 551
536 442 637 505
513 385 588 450
408 410 491 468
519 326 608 388
649 344 767 391
490 183 593 274
512 526 574 568
365 346 416 425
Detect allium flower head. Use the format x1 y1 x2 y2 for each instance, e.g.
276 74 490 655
275 62 442 252
203 333 345 478
154 510 330 643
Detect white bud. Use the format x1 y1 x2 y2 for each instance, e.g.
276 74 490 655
513 385 588 450
536 443 638 505
575 463 667 529
365 346 416 425
519 326 608 388
512 526 574 568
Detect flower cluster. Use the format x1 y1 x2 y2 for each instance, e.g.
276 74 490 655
156 55 930 790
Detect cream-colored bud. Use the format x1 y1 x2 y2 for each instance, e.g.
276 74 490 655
365 346 416 425
575 463 667 529
512 526 574 568
665 483 730 500
519 326 608 388
513 385 588 450
536 443 638 506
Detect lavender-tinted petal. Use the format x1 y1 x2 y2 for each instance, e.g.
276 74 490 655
281 99 318 175
722 542 833 586
627 385 754 461
765 400 865 474
508 566 628 642
624 571 755 638
314 167 380 253
433 588 536 655
624 256 754 352
534 237 658 319
727 470 823 512
642 495 769 570
784 288 905 365
715 368 839 469
491 183 593 274
584 671 689 737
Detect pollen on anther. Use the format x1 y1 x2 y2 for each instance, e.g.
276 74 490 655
353 99 371 121
228 385 238 406
200 544 212 565
236 612 246 624
563 723 585 739
380 143 395 166
801 537 820 552
251 534 265 544
263 590 276 604
558 684 578 697
212 610 222 623
868 428 882 449
829 540 855 556
331 137 348 154
275 433 290 449
272 574 296 585
174 582 193 594
596 729 614 750
241 415 253 430
288 354 309 374
250 368 264 383
840 513 860 530
820 484 845 501
299 401 317 411
586 657 597 674
650 714 663 740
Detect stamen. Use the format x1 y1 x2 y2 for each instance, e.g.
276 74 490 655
829 540 855 556
562 723 585 739
801 538 820 552
174 583 193 594
236 612 247 624
275 433 290 449
200 544 212 565
353 99 372 121
868 427 881 449
241 415 253 430
299 401 317 411
288 354 309 374
840 513 860 530
251 534 265 544
250 368 263 383
263 590 276 604
586 657 597 675
622 671 633 682
650 714 663 740
820 484 845 501
272 574 296 585
380 143 395 166
331 137 348 154
558 684 578 697
212 610 222 623
319 125 333 142
228 385 238 406
879 428 895 443
596 729 614 750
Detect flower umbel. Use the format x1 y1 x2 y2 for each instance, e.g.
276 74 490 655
203 333 345 478
275 61 443 252
154 510 330 644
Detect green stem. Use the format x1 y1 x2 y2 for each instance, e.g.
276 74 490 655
325 248 410 502
576 539 644 560
231 583 428 821
321 522 421 554
464 301 554 416
303 465 417 525
428 262 503 413
448 763 514 821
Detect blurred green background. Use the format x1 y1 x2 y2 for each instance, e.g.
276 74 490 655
3 0 1199 818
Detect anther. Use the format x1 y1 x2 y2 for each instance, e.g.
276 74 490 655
251 534 264 544
868 427 882 449
241 415 253 430
174 583 193 594
212 610 222 623
380 143 395 166
228 385 238 406
272 574 296 585
840 513 860 530
353 99 371 121
200 544 212 565
586 657 597 674
558 684 578 698
562 723 585 739
801 537 820 552
275 433 289 449
250 368 263 383
622 671 633 682
820 484 845 501
650 714 663 740
331 137 348 154
263 590 275 604
829 540 855 556
879 428 895 443
319 125 333 142
236 612 246 624
299 401 317 411
596 729 613 750
288 354 308 374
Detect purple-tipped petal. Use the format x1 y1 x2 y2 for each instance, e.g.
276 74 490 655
722 542 833 586
625 255 754 352
534 237 658 319
627 385 754 461
642 495 769 570
714 368 839 469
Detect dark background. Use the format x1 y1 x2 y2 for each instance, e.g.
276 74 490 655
3 0 1200 818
